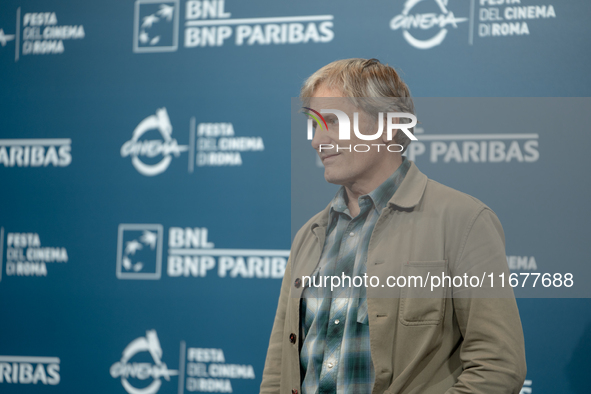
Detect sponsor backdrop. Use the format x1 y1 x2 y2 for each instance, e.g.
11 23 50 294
0 0 589 393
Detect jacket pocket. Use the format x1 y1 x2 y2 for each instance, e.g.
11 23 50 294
399 260 447 326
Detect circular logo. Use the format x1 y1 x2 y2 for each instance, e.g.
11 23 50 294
121 108 188 176
110 330 178 394
390 0 468 49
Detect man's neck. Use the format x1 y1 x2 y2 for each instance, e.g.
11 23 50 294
344 155 403 217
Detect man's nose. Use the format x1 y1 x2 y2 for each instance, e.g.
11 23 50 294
311 124 333 151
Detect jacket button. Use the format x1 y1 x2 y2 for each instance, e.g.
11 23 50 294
294 278 301 288
289 333 297 344
292 390 298 394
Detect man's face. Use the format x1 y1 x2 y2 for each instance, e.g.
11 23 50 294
309 85 391 187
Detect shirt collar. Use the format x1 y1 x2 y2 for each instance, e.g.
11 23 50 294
328 157 411 223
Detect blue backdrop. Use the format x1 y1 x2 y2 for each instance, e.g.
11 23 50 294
1 1 590 393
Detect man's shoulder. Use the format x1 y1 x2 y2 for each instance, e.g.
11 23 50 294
422 177 494 221
419 176 506 251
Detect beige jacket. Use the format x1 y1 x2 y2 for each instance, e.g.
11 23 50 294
260 161 526 394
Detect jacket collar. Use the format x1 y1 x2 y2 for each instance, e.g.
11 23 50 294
310 160 428 234
387 160 428 209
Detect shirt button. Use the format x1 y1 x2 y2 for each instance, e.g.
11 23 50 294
349 232 355 237
327 362 334 369
289 333 297 344
335 319 340 325
294 278 301 288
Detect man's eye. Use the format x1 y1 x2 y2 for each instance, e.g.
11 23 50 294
328 118 338 125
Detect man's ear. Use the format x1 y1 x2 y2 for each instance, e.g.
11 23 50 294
382 115 398 144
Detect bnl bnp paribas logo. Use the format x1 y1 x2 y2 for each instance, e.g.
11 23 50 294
0 355 60 385
121 107 265 176
0 138 72 168
133 0 334 53
116 224 164 279
133 1 179 52
116 224 289 280
390 0 468 49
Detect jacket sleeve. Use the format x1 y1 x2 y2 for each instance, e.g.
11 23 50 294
259 254 293 394
445 208 527 394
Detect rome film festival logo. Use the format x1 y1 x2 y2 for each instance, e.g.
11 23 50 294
0 28 15 47
110 330 178 394
303 107 417 152
121 108 188 176
390 0 468 49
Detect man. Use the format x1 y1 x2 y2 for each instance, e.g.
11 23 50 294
260 58 526 394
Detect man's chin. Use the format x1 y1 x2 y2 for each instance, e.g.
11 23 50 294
323 170 345 186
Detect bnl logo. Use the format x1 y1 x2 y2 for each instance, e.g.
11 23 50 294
117 224 163 279
133 0 179 53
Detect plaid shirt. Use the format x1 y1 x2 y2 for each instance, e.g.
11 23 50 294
299 158 410 394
